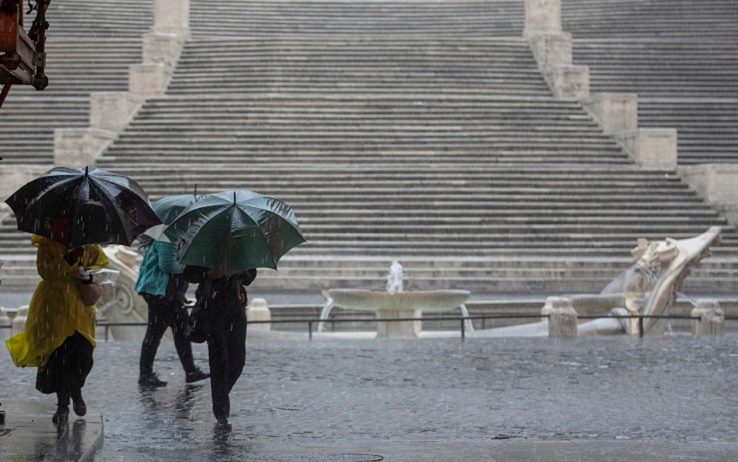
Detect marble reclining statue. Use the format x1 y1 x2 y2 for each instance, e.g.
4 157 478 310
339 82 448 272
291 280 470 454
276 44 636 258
476 226 722 337
96 245 148 340
575 226 721 335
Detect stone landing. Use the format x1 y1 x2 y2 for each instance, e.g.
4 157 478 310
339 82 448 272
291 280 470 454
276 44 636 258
0 400 103 461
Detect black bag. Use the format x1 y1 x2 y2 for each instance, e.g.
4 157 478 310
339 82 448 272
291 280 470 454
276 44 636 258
187 302 209 343
186 278 212 343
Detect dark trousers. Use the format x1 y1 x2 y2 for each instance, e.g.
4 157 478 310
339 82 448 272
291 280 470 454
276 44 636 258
36 332 93 407
207 305 246 420
140 294 196 376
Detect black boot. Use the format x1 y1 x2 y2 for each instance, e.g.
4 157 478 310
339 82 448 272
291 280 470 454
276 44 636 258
52 405 69 425
185 368 210 384
138 373 167 387
53 393 70 424
215 416 232 432
71 390 86 416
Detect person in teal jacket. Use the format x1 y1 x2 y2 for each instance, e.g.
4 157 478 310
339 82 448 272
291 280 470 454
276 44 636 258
135 240 209 387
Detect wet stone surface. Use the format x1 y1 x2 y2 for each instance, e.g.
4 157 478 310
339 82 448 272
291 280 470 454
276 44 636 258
2 334 738 461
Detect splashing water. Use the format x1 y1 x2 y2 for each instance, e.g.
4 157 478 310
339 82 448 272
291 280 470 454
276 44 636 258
386 260 403 294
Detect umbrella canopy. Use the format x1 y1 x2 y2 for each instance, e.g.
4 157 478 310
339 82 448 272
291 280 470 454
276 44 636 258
164 189 305 275
144 194 200 242
5 166 160 247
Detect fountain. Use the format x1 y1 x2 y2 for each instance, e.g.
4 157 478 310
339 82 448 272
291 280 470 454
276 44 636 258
318 260 472 338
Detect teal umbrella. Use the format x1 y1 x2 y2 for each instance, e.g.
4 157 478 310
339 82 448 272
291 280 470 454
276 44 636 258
164 190 305 275
144 194 199 242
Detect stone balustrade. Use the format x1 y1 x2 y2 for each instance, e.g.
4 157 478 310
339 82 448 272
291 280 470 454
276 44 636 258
54 0 190 166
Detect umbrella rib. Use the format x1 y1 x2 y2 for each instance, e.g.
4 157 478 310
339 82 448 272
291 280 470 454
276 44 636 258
234 206 278 269
177 204 234 269
89 180 130 244
20 175 78 218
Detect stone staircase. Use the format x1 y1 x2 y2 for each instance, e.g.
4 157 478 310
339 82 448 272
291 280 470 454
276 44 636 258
93 0 738 296
563 0 738 164
0 0 152 288
0 1 151 165
3 0 738 297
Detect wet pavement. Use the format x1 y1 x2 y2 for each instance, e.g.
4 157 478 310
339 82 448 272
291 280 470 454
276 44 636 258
0 399 103 461
2 334 738 461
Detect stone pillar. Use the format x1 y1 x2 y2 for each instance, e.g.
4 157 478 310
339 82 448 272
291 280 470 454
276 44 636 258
617 128 677 171
0 307 11 341
90 92 145 132
11 306 28 336
541 296 555 321
247 298 271 331
584 93 638 135
679 164 738 226
525 0 561 37
54 128 116 167
376 309 418 339
0 165 49 200
547 297 578 338
691 299 725 337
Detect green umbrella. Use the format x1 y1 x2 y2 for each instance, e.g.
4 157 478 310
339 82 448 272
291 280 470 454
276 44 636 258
164 189 305 275
144 194 200 242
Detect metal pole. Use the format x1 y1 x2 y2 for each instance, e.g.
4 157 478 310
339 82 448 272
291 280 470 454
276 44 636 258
460 318 465 341
104 325 109 342
639 316 644 338
308 321 313 341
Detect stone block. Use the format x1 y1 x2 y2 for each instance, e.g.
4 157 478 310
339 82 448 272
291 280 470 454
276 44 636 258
0 165 49 201
154 0 190 37
584 93 638 135
679 164 738 207
54 128 116 167
547 297 577 338
143 32 184 68
525 0 561 36
247 298 272 331
549 65 589 100
618 129 677 171
691 299 725 336
528 32 572 72
129 63 171 97
11 305 28 336
90 92 145 132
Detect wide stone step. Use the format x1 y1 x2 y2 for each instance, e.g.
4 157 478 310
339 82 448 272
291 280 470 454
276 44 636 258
190 0 524 37
29 0 152 37
563 0 738 39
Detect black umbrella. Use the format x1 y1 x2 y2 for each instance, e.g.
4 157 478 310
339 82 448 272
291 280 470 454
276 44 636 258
5 166 161 247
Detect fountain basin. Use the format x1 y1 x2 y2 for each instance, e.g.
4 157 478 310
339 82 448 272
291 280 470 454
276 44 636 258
326 289 471 338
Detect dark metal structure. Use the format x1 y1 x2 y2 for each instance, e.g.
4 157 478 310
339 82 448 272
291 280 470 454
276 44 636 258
0 0 51 109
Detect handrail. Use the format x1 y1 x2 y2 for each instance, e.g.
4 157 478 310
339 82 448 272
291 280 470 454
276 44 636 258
78 314 738 341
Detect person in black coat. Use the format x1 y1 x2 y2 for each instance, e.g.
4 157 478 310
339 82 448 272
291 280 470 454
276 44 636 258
184 266 257 429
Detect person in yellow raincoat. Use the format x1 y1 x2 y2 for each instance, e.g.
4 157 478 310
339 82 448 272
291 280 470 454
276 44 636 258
5 234 109 425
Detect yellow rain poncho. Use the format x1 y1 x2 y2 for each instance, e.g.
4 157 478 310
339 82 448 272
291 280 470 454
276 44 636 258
5 236 109 367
